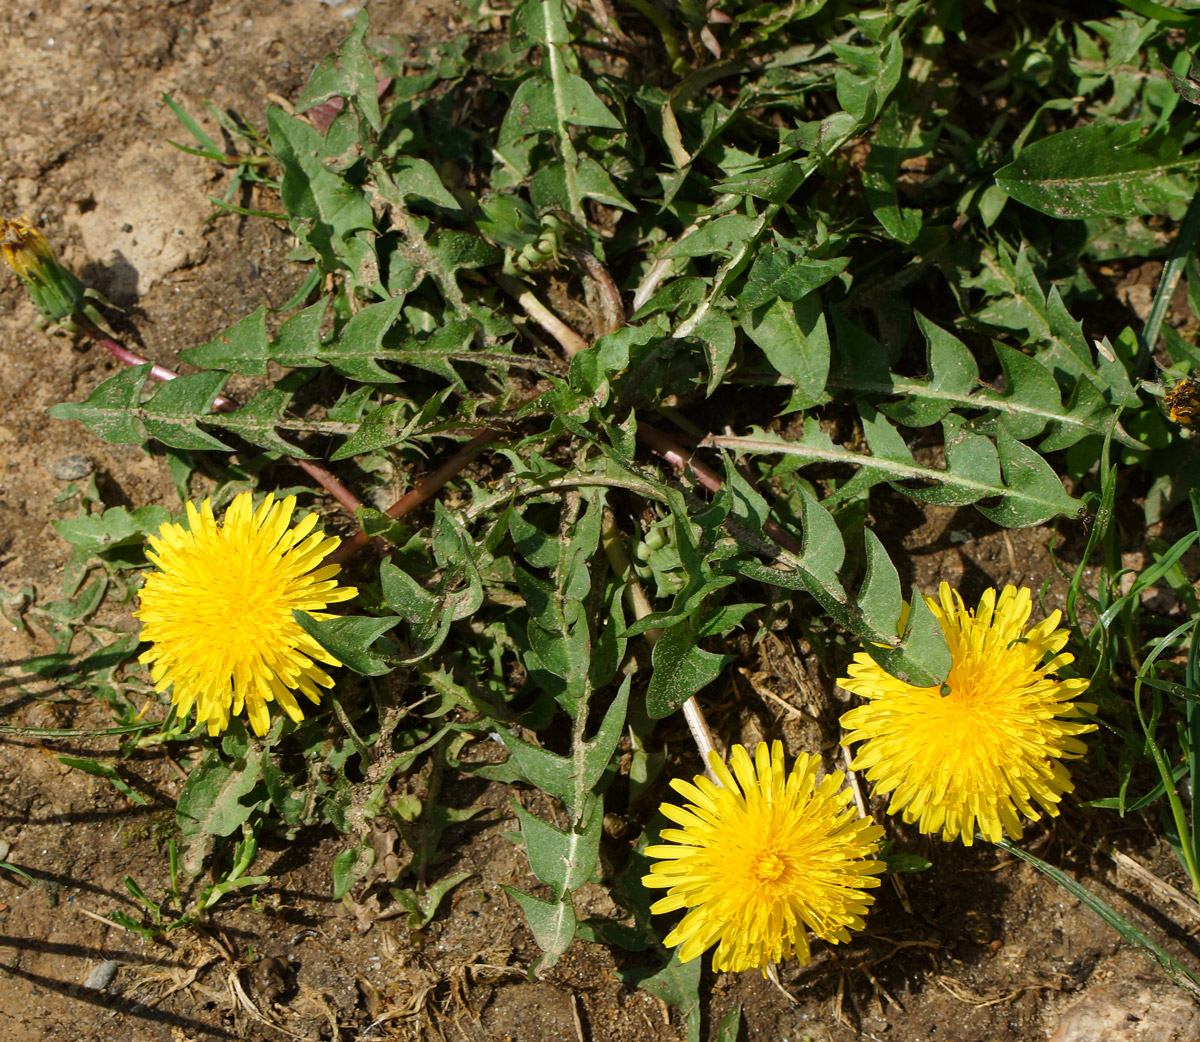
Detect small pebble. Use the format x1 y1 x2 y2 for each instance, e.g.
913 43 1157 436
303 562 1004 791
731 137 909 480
49 455 93 481
0 840 10 862
83 960 119 991
1049 979 1200 1041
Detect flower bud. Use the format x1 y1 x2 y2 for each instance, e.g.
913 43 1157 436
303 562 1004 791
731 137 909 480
0 216 88 329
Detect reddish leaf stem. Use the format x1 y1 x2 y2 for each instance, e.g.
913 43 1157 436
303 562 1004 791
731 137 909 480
636 422 803 554
328 427 501 564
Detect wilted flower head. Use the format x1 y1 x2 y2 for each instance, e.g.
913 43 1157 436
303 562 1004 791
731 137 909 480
0 215 88 329
643 741 885 974
839 583 1096 846
135 492 357 736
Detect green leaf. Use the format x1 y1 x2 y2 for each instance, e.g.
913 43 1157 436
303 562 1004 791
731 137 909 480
332 840 377 899
1118 0 1198 26
738 247 850 311
512 795 602 900
995 123 1200 219
832 32 903 124
178 306 271 375
742 295 830 410
797 487 845 585
623 950 702 1042
877 312 980 427
201 387 312 457
48 365 152 445
293 613 399 676
162 92 225 158
984 344 1065 441
499 677 629 815
705 418 1081 525
668 215 760 258
329 400 412 459
975 426 1083 527
863 586 951 688
380 511 483 663
388 320 489 386
714 154 809 203
140 373 234 451
270 298 329 368
48 365 236 452
268 105 376 274
579 675 631 794
499 73 620 143
503 886 577 972
57 755 148 805
570 320 666 401
714 1007 742 1042
52 505 170 554
388 157 462 210
295 9 381 133
690 309 737 396
646 619 735 718
557 73 622 129
499 733 577 807
177 748 264 874
389 871 474 930
318 297 404 382
575 156 635 210
862 102 922 243
856 530 902 637
519 495 603 717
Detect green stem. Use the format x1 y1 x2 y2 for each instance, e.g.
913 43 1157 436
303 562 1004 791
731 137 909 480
331 696 372 768
600 508 719 783
1139 186 1200 377
543 0 587 225
1133 620 1200 898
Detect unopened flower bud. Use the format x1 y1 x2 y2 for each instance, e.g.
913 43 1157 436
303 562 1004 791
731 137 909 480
0 215 88 330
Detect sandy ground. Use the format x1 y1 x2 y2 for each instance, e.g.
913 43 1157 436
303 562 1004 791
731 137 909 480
1 2 1199 1040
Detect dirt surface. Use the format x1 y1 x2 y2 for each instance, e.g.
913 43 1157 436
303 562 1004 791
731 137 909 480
1 3 1198 1042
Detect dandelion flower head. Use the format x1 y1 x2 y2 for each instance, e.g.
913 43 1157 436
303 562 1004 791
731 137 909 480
643 741 885 974
839 583 1096 846
135 492 357 736
0 215 55 281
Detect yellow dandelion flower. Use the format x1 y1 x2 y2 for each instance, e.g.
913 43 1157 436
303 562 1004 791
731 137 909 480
642 741 886 974
839 583 1097 846
134 492 358 737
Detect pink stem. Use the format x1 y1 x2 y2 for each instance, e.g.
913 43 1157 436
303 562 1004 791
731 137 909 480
293 458 366 518
94 333 239 413
637 423 803 554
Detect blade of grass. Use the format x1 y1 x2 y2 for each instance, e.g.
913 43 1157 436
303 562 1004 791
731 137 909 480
1139 187 1200 376
1134 619 1200 897
1186 490 1200 884
996 837 1200 999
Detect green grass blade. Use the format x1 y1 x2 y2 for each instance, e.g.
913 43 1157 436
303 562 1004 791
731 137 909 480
997 838 1200 998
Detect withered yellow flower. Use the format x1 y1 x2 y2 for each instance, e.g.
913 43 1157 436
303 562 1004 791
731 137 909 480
135 493 357 736
840 583 1096 846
